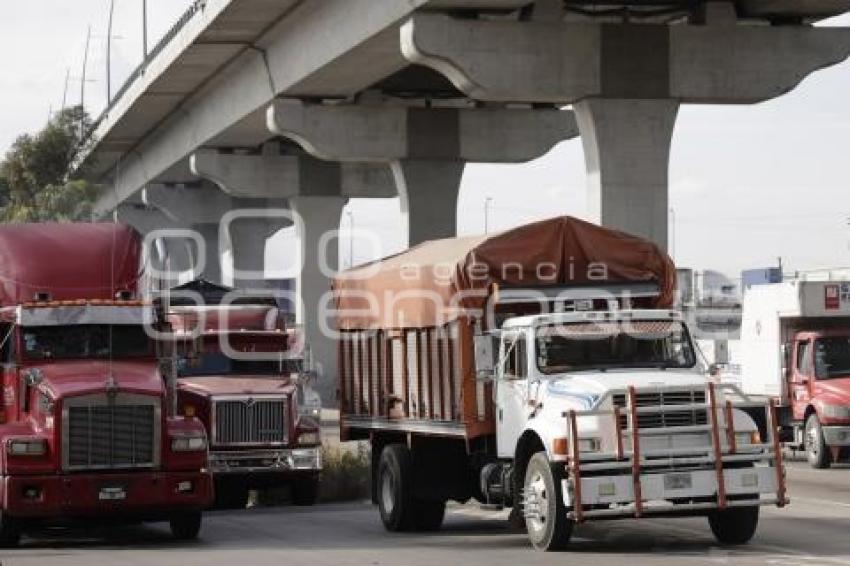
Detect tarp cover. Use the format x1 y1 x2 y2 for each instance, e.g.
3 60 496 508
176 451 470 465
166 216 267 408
334 216 675 329
0 223 141 306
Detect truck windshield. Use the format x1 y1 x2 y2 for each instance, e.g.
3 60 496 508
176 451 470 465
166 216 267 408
22 325 151 360
535 320 696 374
177 352 299 378
814 337 850 380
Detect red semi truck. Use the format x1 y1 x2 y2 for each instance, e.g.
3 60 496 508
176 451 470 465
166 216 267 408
0 224 213 547
163 281 322 508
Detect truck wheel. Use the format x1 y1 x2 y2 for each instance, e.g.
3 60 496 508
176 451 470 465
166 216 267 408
377 444 416 532
0 511 21 548
523 452 573 551
170 511 203 541
413 499 446 531
291 475 320 506
708 506 759 545
805 414 832 469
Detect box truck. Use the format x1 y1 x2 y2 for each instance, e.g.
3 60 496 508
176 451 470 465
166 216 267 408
738 279 850 468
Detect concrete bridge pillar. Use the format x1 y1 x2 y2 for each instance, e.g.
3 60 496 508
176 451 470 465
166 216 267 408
400 11 850 250
574 99 679 247
141 184 287 287
189 148 382 402
290 195 346 395
267 101 578 245
114 202 194 286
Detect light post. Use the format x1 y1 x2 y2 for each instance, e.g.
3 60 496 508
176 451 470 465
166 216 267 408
484 197 494 235
142 0 148 58
669 206 676 261
346 209 355 269
106 0 116 102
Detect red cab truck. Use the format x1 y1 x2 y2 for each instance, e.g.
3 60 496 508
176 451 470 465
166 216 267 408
163 280 322 508
0 224 213 547
739 279 850 468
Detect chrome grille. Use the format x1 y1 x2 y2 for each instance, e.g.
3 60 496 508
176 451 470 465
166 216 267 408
213 397 288 446
63 394 160 471
613 390 708 430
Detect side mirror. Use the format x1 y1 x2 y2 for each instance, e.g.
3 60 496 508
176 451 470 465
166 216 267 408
474 333 498 380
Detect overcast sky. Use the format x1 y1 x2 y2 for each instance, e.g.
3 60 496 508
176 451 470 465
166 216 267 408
2 2 850 282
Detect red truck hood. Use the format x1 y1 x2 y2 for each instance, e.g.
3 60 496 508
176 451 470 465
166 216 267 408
178 375 295 398
34 360 163 399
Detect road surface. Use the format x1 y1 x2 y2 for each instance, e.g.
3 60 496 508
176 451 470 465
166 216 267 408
3 459 849 566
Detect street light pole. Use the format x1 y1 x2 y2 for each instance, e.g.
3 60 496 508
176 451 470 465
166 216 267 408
142 0 148 58
346 210 355 269
669 207 676 261
80 25 92 136
106 0 116 102
484 197 494 235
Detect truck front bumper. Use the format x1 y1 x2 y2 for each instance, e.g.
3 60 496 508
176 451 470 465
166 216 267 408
2 469 212 521
209 447 322 476
562 465 779 519
822 425 850 446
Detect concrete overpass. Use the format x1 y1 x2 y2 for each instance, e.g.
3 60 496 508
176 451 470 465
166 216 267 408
81 0 850 397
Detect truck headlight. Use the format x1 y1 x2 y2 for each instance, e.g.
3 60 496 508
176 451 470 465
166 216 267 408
7 438 47 457
735 431 761 446
171 433 208 452
821 404 850 420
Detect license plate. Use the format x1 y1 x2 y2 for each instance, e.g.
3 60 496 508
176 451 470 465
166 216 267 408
99 486 127 501
664 472 693 490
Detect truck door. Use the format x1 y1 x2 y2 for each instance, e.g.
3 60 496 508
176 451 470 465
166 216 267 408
496 332 530 458
790 338 814 421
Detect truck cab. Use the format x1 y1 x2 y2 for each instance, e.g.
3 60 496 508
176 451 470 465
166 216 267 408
480 308 785 550
785 328 850 466
0 300 212 546
163 285 322 509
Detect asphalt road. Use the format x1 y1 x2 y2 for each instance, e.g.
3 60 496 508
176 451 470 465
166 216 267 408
3 459 849 566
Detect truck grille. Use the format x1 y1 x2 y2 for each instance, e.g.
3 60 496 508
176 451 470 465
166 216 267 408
213 398 288 446
63 395 160 471
613 390 708 430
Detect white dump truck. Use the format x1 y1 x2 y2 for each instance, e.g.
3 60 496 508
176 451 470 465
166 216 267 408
736 279 850 468
333 217 787 552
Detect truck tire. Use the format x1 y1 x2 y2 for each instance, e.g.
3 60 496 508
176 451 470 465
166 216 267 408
377 444 416 531
170 511 203 541
291 475 320 506
805 414 832 469
523 452 573 551
0 511 21 548
708 506 759 545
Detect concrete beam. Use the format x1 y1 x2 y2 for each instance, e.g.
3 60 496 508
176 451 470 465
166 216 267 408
190 148 396 199
401 14 850 104
267 100 578 163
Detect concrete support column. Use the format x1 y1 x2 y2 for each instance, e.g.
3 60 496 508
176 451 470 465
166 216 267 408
392 159 465 246
192 223 223 284
115 202 194 285
575 98 679 250
290 195 346 402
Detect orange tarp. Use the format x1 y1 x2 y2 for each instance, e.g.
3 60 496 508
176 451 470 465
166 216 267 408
333 216 675 330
